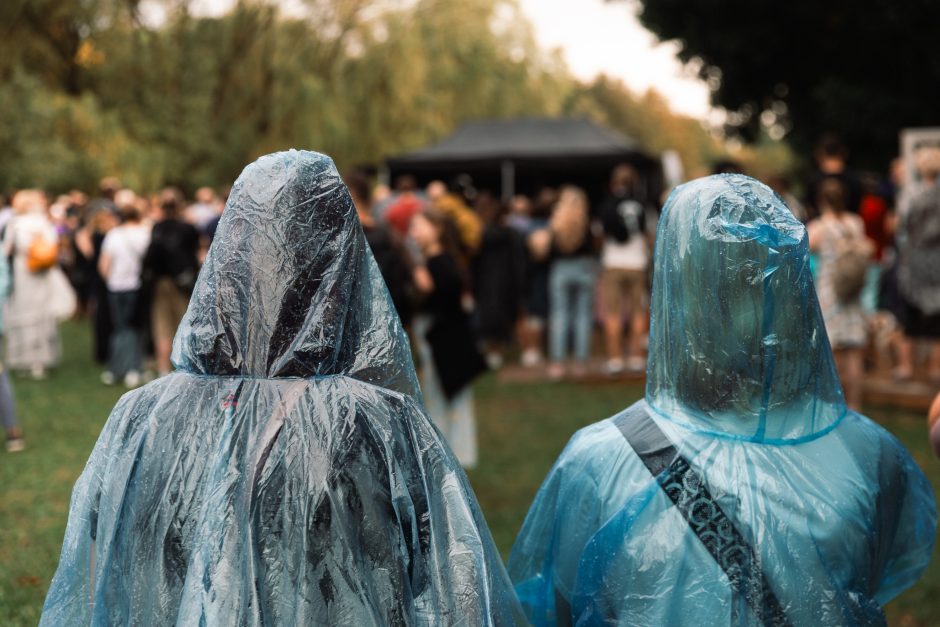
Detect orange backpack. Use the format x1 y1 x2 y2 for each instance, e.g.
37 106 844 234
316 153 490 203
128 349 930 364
26 235 58 273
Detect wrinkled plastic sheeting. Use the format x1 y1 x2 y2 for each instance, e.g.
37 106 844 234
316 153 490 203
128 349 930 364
41 150 524 625
509 175 937 625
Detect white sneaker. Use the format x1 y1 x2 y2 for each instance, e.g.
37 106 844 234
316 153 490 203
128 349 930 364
29 365 46 380
5 437 25 453
123 371 142 388
626 356 647 373
485 352 504 370
521 349 543 368
603 358 625 376
100 371 116 386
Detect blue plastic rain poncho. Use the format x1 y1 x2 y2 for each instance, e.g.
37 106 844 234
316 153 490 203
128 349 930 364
42 150 523 625
509 174 937 626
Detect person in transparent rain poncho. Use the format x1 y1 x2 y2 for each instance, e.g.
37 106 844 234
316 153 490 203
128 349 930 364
41 150 524 626
509 174 936 626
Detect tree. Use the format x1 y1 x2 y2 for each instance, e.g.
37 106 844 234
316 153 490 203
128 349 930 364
564 75 723 177
1 0 734 193
633 0 940 168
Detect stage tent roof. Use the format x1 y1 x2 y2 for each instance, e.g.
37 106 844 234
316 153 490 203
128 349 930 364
386 117 655 170
385 117 660 201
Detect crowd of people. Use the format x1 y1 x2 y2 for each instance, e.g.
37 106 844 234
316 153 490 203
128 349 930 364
1 134 938 461
0 181 215 451
36 151 937 625
339 136 939 464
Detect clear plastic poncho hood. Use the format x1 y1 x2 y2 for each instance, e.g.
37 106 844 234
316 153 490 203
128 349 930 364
42 150 523 625
509 175 936 626
647 173 842 442
171 151 419 395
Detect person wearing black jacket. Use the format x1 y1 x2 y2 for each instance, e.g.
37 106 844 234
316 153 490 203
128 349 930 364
410 209 487 468
472 191 527 369
142 188 200 375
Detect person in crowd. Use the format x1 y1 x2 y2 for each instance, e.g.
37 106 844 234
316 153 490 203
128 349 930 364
41 150 522 625
509 174 936 626
343 170 416 328
876 158 911 374
804 134 862 219
383 175 426 236
472 191 527 369
2 190 66 379
766 174 807 222
515 188 556 368
142 187 200 376
929 390 940 458
597 164 653 376
98 190 152 387
74 206 119 364
427 179 483 257
544 186 598 380
807 178 871 410
507 194 535 234
86 177 120 218
0 193 14 235
185 186 221 234
410 208 487 469
370 182 393 219
711 159 745 175
202 185 230 246
856 173 892 312
55 192 91 315
894 145 940 383
0 249 24 452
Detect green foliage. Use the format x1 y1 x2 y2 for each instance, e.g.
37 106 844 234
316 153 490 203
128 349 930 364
0 0 732 193
634 0 940 168
1 0 576 192
564 75 724 178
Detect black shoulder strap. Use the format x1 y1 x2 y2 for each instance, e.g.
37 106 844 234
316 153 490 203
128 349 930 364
614 406 792 627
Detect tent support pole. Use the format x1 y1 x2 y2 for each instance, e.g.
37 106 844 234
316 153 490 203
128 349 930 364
501 160 515 203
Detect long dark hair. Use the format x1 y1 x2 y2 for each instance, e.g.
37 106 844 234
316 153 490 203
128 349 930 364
816 177 847 214
420 208 469 286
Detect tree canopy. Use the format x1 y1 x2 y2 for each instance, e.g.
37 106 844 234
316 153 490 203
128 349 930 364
634 0 940 169
1 0 736 194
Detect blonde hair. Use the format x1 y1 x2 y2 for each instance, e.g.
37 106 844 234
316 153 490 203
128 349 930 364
549 186 589 254
11 189 48 215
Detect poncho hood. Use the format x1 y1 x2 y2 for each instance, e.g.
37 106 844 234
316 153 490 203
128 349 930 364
172 150 420 398
646 174 845 443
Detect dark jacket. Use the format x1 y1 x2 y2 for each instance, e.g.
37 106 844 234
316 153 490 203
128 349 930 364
423 253 487 399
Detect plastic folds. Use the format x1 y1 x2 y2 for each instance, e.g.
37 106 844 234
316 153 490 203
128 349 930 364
42 150 523 625
509 174 936 625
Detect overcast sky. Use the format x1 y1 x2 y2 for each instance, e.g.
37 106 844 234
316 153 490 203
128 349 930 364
516 0 712 118
166 0 713 119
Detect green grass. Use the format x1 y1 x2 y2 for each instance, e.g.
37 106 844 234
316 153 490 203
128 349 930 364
2 322 938 625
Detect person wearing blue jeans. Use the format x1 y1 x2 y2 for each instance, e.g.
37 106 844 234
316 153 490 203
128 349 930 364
546 186 598 379
0 246 24 452
98 197 151 388
549 257 597 370
106 290 143 385
1 366 23 452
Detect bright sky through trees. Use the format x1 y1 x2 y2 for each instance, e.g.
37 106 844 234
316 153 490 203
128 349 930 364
173 0 713 119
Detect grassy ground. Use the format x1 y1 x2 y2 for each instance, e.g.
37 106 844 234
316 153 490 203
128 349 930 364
1 322 938 625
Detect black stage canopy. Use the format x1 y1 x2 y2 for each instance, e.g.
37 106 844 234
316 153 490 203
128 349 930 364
386 117 661 203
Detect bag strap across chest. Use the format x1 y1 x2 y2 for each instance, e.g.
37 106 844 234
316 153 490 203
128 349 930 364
614 406 793 627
